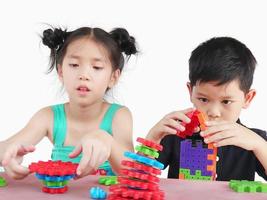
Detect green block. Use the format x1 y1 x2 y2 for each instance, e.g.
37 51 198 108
98 176 118 186
43 180 68 187
135 145 159 158
229 180 267 193
0 176 7 187
180 169 212 181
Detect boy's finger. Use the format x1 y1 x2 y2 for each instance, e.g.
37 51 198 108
165 119 185 131
168 112 191 123
180 107 196 114
163 126 178 135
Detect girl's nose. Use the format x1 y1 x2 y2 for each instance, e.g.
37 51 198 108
79 75 89 81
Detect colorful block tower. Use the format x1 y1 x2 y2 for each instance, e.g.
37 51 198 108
108 137 164 200
178 110 217 181
29 160 78 194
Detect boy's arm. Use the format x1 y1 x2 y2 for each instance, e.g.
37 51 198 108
253 130 267 177
201 121 267 176
156 135 175 169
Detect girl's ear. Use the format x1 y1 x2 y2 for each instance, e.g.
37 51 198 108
187 82 193 102
108 69 121 88
57 64 63 83
243 89 256 109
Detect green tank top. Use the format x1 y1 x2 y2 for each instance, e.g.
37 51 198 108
51 103 122 175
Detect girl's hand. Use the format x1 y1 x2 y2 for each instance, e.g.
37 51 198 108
146 108 195 143
69 129 113 178
1 143 35 179
200 121 263 150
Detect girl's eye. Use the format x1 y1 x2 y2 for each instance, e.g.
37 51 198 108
93 66 103 70
198 98 208 103
69 64 79 68
222 100 232 105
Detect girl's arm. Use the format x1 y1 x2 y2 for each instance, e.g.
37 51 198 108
109 106 134 174
3 107 52 146
0 107 52 179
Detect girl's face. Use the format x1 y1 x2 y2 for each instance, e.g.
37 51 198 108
58 37 120 106
187 80 256 122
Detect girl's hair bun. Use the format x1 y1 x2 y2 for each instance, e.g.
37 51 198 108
110 28 137 56
42 28 67 50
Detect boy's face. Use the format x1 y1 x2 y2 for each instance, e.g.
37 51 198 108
187 80 256 122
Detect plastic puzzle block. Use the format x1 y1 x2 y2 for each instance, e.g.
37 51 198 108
196 112 207 131
179 168 212 180
136 137 163 151
109 137 164 199
29 160 78 176
108 194 131 200
176 110 200 138
0 176 7 187
118 177 159 190
35 173 75 182
90 186 107 199
176 110 208 139
109 185 164 200
43 180 68 187
229 180 267 193
42 186 68 194
120 168 159 183
179 139 217 180
124 152 164 169
121 160 161 175
98 176 118 186
135 145 159 158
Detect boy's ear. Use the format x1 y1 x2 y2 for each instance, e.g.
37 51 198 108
243 89 256 109
108 69 121 88
57 64 63 82
187 82 193 102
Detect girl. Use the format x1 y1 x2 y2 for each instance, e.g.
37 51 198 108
0 26 138 179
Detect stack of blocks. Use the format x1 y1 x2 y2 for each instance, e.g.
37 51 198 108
178 110 217 181
108 137 164 200
29 160 78 194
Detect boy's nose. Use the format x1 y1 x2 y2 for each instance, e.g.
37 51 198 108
206 106 221 120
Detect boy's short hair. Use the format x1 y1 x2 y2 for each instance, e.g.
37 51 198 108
189 37 257 93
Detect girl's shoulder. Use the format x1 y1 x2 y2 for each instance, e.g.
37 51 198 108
111 104 132 132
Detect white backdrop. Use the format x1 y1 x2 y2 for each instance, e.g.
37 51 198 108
0 0 266 180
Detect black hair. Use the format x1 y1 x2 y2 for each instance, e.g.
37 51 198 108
42 26 138 73
189 37 257 93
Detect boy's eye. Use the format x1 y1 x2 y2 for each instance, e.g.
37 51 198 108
198 98 208 103
222 100 232 105
69 64 79 68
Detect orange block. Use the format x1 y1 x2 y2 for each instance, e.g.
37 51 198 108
179 173 185 180
197 112 207 131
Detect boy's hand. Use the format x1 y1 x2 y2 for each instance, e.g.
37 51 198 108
146 108 196 143
69 129 113 178
200 121 263 150
1 144 35 179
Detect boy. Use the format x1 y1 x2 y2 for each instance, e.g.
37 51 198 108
146 37 267 181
